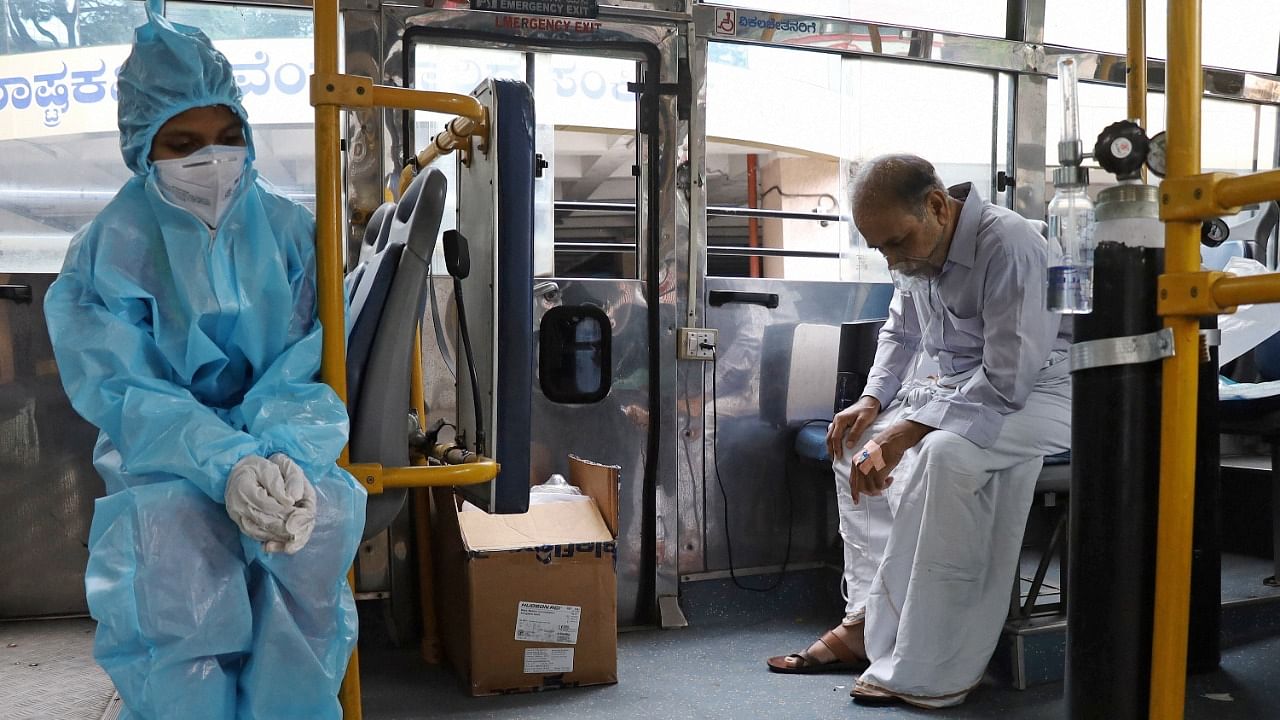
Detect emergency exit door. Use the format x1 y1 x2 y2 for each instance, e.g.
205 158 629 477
386 12 681 627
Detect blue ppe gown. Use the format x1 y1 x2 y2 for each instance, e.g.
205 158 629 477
43 10 366 720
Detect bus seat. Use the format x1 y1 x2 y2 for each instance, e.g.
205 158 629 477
1221 329 1280 583
345 201 396 301
370 200 397 252
346 169 448 540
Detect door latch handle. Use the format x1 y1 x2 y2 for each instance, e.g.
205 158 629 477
0 284 32 304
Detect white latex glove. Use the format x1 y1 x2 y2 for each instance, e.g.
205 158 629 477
262 453 317 555
225 455 294 545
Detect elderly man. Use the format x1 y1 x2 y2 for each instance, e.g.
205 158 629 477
767 154 1071 708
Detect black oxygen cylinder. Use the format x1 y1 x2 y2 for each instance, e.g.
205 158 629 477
1066 241 1164 720
1187 315 1222 674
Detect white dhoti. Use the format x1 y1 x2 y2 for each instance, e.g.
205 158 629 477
834 361 1070 707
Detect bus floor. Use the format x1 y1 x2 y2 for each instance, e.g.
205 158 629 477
3 556 1276 719
360 558 1280 720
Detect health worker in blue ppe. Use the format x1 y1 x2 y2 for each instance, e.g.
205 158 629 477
43 7 366 719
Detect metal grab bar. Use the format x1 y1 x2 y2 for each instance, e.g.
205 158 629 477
399 115 485 196
1213 272 1280 308
346 460 500 495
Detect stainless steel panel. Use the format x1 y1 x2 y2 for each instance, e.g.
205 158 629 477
650 22 684 625
695 278 892 575
1013 73 1048 219
383 7 678 57
0 275 102 619
343 8 386 269
1038 50 1280 105
1022 0 1046 44
379 0 687 13
693 4 1039 74
600 1 688 16
676 27 709 576
532 278 650 626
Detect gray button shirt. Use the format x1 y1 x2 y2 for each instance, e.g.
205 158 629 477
862 183 1072 448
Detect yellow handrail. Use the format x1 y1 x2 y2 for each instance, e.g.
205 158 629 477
1212 273 1280 308
308 2 501 716
1149 1 1203 717
398 115 482 197
346 461 500 493
1216 169 1280 210
1127 0 1146 129
310 0 363 713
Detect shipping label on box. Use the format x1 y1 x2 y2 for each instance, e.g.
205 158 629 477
515 601 581 644
524 648 575 674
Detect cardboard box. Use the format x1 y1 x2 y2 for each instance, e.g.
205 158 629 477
434 455 620 696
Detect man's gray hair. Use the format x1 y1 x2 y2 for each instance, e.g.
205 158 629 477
851 154 946 219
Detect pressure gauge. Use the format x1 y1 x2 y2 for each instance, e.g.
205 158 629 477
1145 131 1168 178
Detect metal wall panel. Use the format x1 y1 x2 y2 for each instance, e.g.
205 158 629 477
674 23 708 585
685 278 892 575
1013 73 1049 219
531 279 650 626
0 275 101 618
649 20 684 626
344 8 387 269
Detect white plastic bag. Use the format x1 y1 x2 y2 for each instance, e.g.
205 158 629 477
1218 257 1280 365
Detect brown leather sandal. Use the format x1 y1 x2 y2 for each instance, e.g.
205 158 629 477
766 623 868 675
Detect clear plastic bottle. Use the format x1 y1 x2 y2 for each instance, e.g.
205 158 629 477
1047 182 1096 313
1047 55 1096 314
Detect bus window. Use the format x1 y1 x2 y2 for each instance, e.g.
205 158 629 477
534 52 640 279
0 0 314 273
412 46 641 279
1046 79 1278 197
706 42 998 282
1045 0 1280 75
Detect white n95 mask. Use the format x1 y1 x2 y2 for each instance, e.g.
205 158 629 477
153 145 247 229
890 267 933 295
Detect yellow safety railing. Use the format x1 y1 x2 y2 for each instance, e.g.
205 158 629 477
1149 1 1280 718
310 0 501 717
398 115 486 197
1127 0 1146 130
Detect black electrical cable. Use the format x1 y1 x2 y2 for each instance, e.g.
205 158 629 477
708 348 793 592
452 275 485 456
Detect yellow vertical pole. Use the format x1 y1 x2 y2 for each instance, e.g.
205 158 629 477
314 0 348 431
1149 1 1202 718
312 0 363 717
1126 0 1146 128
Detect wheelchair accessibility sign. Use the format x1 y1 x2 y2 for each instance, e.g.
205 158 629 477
713 8 736 35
